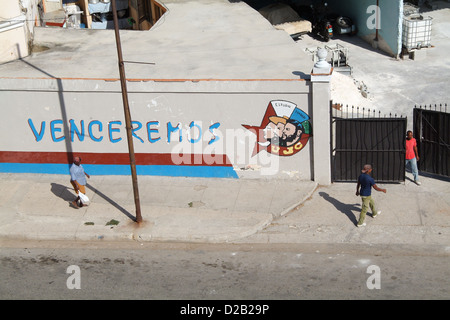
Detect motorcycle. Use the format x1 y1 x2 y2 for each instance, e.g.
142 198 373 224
309 1 333 42
329 14 357 36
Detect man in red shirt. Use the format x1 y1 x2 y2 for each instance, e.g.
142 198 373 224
406 130 421 185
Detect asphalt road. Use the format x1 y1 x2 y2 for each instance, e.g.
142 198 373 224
1 240 448 303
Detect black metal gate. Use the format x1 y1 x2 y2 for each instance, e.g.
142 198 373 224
413 104 450 178
331 104 407 183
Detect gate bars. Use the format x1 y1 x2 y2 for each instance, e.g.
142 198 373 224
331 103 407 183
413 104 450 178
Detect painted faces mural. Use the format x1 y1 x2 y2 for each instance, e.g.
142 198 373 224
243 100 311 157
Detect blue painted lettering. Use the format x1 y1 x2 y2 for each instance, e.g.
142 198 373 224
88 120 103 142
132 121 144 143
189 121 202 143
70 119 85 142
28 118 221 145
28 119 45 142
108 121 122 143
208 122 220 145
50 120 65 142
167 122 182 143
147 121 161 143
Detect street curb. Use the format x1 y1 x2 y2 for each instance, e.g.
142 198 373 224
277 182 319 218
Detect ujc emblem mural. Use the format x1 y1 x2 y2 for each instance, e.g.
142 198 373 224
243 100 311 157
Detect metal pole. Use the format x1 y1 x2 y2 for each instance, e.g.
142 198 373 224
111 0 142 223
375 0 379 41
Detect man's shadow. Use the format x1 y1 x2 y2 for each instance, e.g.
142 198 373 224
51 183 76 202
50 183 135 221
319 191 360 225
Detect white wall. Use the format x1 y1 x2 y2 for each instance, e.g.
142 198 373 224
0 0 38 63
0 77 317 180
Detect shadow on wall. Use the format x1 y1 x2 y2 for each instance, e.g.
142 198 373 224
18 57 74 169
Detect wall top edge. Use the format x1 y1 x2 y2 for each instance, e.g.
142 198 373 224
0 76 311 93
0 77 308 82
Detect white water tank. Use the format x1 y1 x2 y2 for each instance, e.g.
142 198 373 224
402 14 433 50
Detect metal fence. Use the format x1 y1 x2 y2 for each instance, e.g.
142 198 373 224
331 103 407 183
413 104 450 178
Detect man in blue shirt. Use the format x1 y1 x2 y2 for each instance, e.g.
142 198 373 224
70 156 90 208
355 164 386 227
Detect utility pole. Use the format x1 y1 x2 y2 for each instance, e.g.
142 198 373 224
375 0 379 41
111 0 142 223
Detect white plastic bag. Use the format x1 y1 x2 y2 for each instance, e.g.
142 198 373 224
78 192 90 205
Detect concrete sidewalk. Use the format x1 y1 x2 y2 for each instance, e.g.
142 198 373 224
236 174 450 248
0 172 449 248
0 173 317 243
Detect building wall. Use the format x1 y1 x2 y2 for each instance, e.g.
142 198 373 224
0 0 37 63
0 27 28 62
326 0 403 57
0 78 315 180
285 0 403 57
0 0 336 183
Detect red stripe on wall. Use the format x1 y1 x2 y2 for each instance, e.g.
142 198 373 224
0 151 233 167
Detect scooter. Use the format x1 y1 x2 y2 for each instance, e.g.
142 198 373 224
309 1 333 42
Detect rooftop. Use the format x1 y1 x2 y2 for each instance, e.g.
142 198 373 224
0 0 314 82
